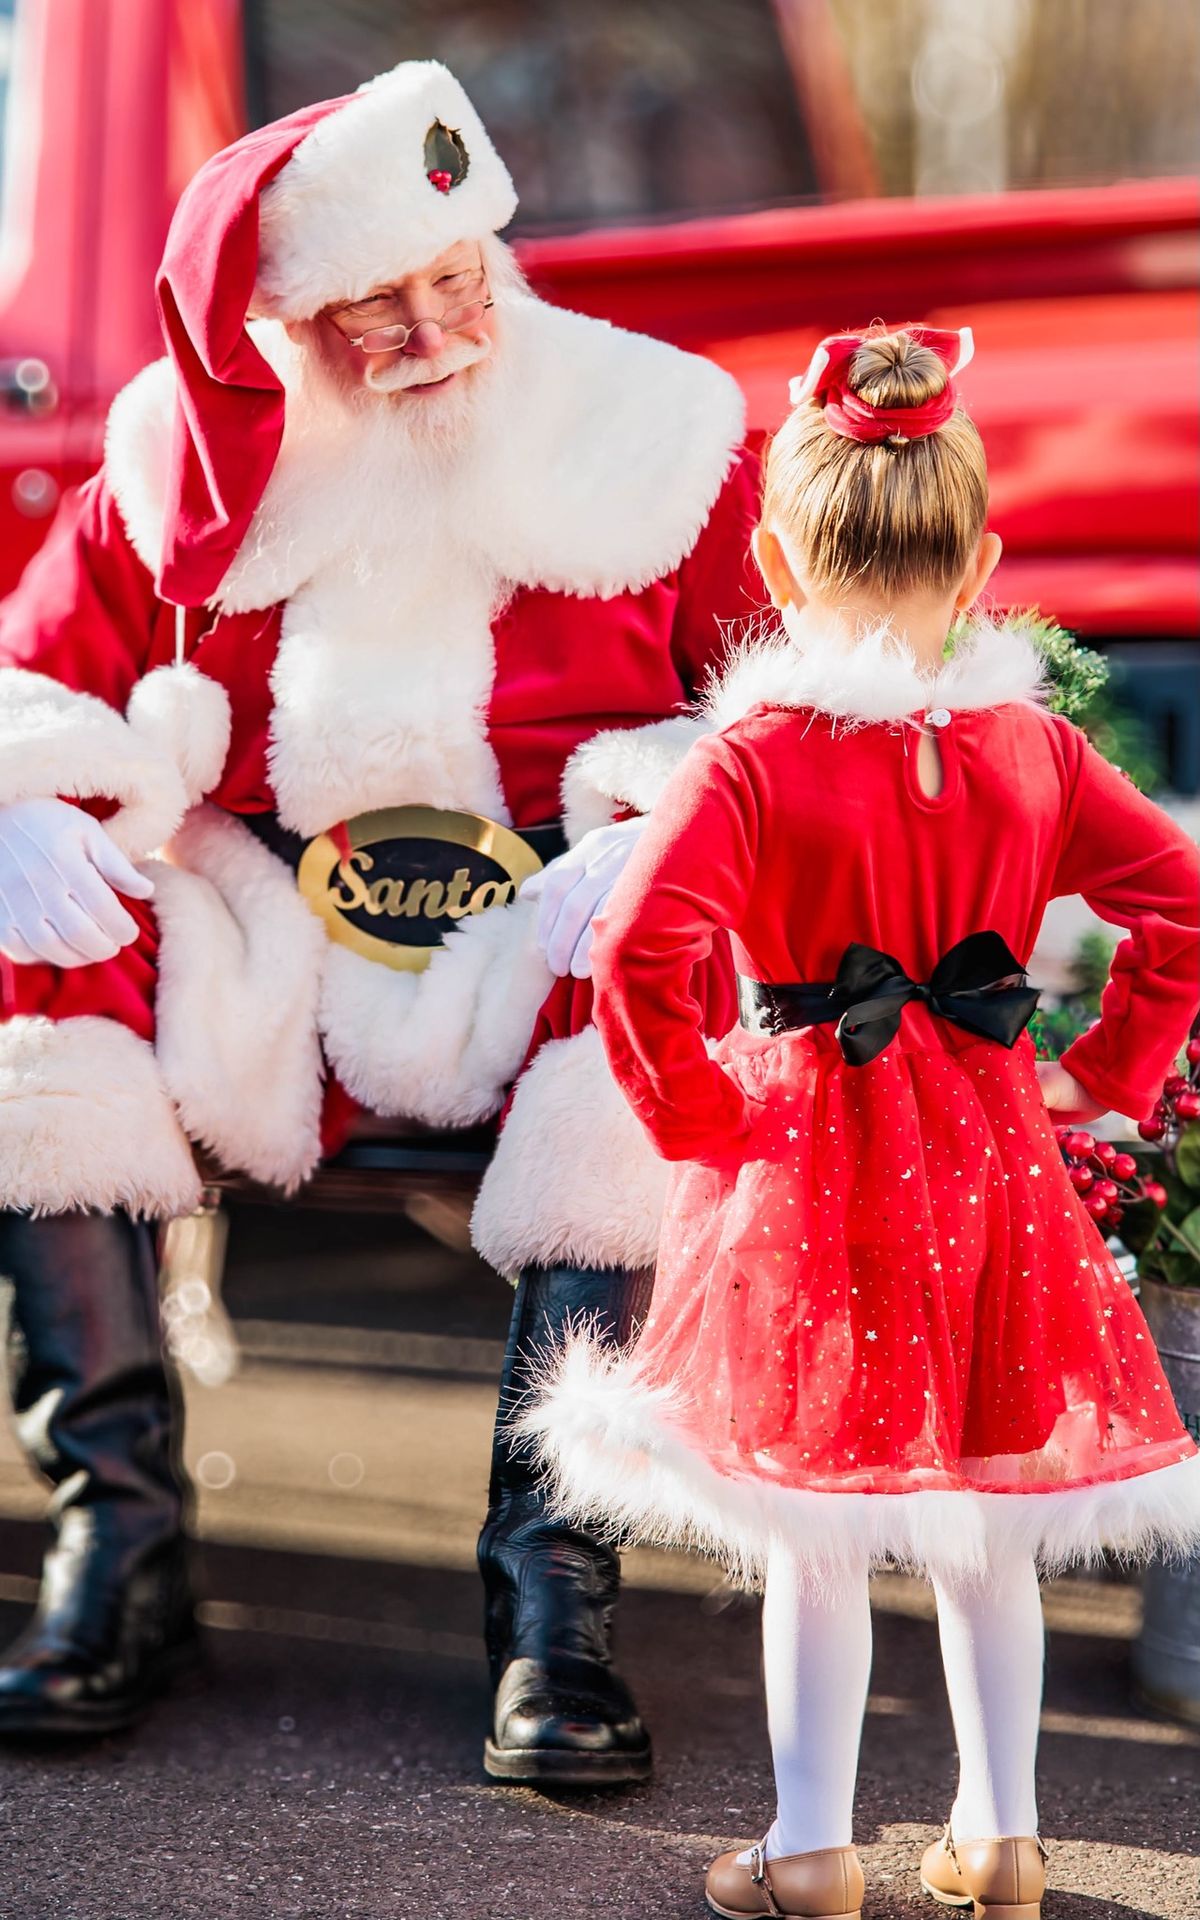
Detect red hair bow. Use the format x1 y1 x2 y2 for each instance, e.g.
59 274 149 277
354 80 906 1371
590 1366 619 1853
788 326 974 444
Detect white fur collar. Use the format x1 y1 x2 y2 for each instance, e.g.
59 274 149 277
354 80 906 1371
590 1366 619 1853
701 615 1050 732
104 294 745 608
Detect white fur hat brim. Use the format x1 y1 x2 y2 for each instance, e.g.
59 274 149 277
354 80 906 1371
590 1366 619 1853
255 61 518 318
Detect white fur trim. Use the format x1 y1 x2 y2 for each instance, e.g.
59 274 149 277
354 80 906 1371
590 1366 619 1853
519 1333 1200 1592
318 897 551 1129
703 614 1049 733
150 808 326 1190
103 357 173 587
561 714 710 843
471 1026 669 1274
471 296 746 599
0 669 189 858
255 63 518 320
126 665 232 808
266 555 508 839
560 615 1048 839
0 1016 201 1218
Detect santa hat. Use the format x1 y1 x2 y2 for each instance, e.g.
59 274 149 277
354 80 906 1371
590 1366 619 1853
153 62 517 609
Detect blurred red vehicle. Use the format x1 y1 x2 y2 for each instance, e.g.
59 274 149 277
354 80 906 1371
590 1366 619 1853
1 0 1197 773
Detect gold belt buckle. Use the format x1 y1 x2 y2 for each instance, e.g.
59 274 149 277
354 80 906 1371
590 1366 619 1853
297 805 545 973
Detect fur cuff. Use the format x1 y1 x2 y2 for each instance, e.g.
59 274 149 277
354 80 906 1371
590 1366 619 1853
0 1015 201 1218
0 670 191 857
471 1026 669 1274
561 714 710 844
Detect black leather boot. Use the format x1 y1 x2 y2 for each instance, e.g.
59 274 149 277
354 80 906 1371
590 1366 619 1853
479 1261 653 1784
0 1210 200 1736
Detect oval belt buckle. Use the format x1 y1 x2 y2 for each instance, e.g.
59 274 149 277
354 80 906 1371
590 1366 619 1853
297 804 545 973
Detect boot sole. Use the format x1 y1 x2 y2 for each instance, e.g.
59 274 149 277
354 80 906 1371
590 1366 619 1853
921 1884 1039 1920
483 1737 652 1785
921 1881 974 1910
706 1901 860 1920
0 1638 205 1740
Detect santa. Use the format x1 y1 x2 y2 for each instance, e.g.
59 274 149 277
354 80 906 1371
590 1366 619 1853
0 63 756 1773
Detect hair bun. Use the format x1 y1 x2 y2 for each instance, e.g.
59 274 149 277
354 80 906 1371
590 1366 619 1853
849 331 949 411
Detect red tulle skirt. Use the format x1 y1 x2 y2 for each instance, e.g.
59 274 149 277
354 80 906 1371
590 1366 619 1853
633 1028 1192 1499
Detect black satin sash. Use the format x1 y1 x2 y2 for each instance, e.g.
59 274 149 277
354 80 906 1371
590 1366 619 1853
737 931 1040 1066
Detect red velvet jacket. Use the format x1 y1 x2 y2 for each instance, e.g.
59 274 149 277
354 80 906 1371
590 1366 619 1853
591 625 1200 1162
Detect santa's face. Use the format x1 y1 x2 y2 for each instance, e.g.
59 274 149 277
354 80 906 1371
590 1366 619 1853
314 240 497 402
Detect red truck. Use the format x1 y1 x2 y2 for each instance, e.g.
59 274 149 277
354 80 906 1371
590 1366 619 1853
2 0 1197 776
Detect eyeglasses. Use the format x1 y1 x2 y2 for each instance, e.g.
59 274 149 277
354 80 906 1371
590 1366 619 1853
326 279 494 354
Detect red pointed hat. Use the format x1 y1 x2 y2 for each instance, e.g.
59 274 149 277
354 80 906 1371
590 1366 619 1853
154 62 518 608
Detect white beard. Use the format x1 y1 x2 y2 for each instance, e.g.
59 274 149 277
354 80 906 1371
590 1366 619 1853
219 317 515 837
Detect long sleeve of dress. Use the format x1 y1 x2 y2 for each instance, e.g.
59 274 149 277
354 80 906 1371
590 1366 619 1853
590 730 760 1162
1052 720 1200 1119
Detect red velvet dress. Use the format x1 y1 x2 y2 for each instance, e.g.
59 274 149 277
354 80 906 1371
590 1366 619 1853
529 640 1200 1578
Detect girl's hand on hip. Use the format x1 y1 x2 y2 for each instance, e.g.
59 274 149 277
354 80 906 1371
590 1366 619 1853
1036 1059 1107 1125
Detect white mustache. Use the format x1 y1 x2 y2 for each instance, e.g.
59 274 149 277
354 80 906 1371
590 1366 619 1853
362 332 493 394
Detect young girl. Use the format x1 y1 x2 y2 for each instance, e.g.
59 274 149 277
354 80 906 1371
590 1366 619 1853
522 327 1200 1920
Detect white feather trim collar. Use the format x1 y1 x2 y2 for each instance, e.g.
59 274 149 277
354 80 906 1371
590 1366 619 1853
104 294 745 608
701 615 1050 731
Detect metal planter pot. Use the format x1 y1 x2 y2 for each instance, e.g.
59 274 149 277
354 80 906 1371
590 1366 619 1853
1132 1277 1200 1723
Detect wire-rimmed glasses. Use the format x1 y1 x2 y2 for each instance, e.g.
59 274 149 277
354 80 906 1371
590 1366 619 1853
327 279 494 354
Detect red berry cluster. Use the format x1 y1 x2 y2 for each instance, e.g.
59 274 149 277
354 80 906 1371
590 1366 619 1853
1138 1035 1200 1143
1054 1127 1168 1230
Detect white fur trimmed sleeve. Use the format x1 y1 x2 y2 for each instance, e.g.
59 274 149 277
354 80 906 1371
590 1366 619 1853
0 664 230 860
560 713 714 845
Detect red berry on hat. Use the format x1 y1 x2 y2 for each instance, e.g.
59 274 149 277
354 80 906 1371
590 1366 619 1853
1111 1153 1138 1181
1138 1118 1168 1141
1176 1090 1200 1121
428 168 454 193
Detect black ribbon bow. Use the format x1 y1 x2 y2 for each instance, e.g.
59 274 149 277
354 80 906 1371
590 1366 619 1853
738 931 1040 1066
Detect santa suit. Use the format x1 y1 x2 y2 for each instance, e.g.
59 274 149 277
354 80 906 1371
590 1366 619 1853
0 59 757 1769
0 109 755 1277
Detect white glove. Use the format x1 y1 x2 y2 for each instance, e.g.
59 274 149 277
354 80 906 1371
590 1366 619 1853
520 815 646 979
0 797 154 968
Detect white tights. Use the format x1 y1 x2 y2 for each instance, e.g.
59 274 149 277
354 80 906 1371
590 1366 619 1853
761 1547 1044 1858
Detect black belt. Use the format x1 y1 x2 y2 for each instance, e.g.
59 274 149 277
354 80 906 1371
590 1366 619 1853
737 932 1040 1067
231 810 568 873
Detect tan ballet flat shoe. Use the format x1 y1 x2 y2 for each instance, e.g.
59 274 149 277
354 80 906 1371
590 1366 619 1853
920 1824 1048 1918
706 1841 864 1920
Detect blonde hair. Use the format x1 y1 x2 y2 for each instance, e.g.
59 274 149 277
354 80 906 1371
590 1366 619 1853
762 330 988 599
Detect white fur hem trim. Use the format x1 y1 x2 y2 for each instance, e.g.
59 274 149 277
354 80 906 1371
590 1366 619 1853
0 1016 201 1218
255 62 518 320
471 1026 669 1273
702 614 1050 733
519 1334 1200 1590
561 714 710 844
151 808 327 1190
0 670 190 858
